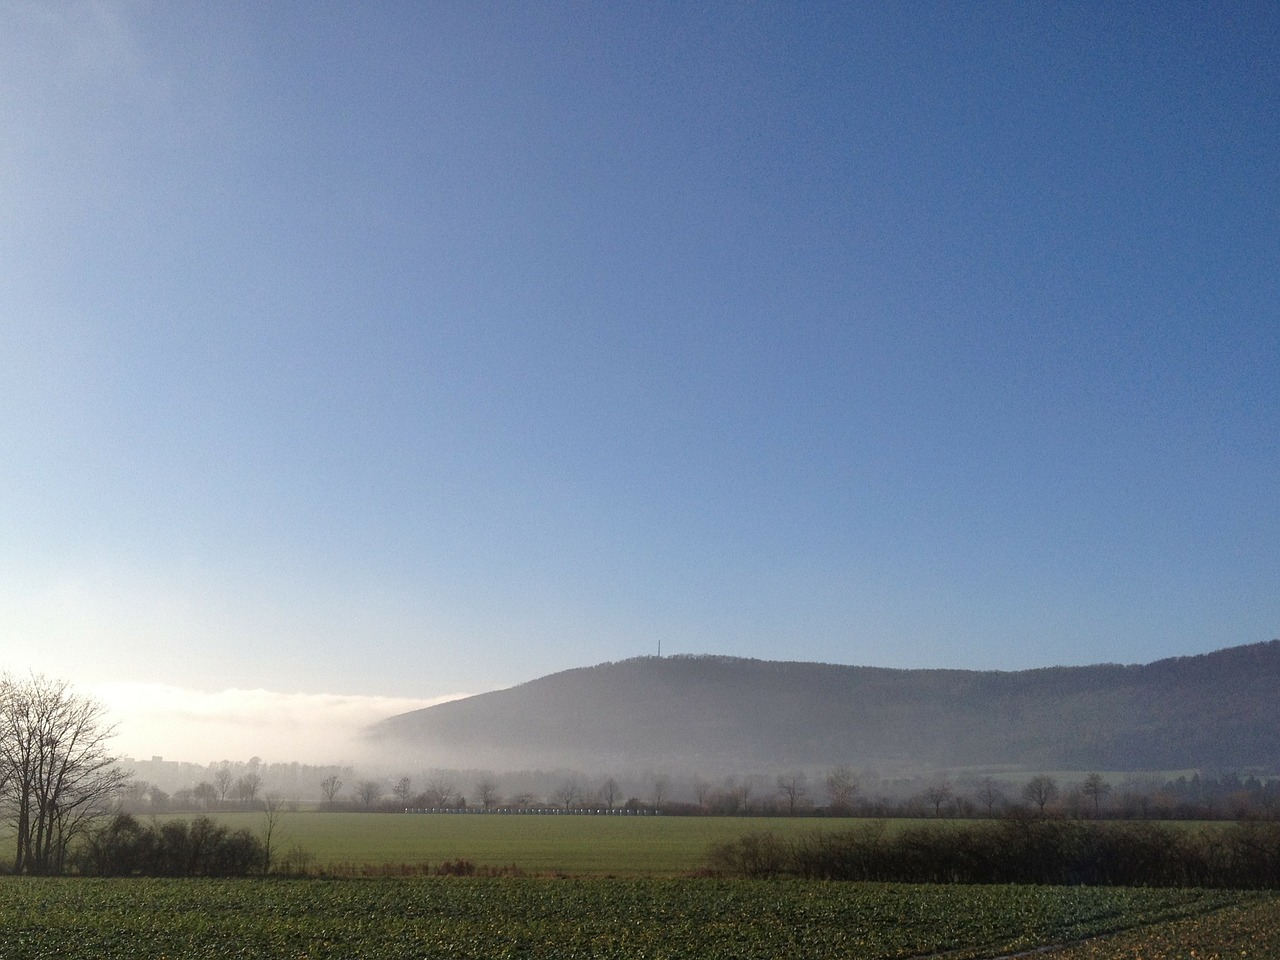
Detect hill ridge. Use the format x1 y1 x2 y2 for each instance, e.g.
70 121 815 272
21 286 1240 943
369 640 1280 773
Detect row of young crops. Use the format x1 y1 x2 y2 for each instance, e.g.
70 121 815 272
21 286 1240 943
0 876 1266 959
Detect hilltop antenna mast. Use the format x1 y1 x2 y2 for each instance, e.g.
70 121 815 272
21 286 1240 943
657 638 662 658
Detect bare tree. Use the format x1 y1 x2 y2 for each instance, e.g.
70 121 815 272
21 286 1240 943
648 774 670 813
190 781 216 809
776 772 810 815
975 777 1005 817
474 776 500 811
722 776 753 814
599 776 620 812
261 795 286 873
552 777 580 810
824 765 859 814
420 776 456 809
235 773 262 807
0 674 131 874
392 776 413 809
920 781 953 818
1022 775 1059 816
693 775 713 810
1080 773 1111 817
320 775 343 808
213 764 235 806
354 779 384 809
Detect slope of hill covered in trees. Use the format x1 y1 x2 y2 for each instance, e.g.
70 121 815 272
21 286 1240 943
368 641 1280 774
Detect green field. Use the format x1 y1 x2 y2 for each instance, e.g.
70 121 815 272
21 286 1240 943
177 812 867 875
0 876 1263 960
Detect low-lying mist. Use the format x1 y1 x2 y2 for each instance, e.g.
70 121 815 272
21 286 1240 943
91 681 467 764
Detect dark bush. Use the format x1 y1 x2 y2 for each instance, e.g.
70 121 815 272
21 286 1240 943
709 818 1280 888
73 815 266 877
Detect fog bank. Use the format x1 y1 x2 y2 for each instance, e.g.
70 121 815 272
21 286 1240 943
91 682 467 764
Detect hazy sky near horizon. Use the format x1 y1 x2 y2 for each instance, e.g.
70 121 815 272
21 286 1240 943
2 2 1277 761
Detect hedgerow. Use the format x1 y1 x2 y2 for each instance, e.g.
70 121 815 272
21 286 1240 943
709 817 1280 887
71 815 265 876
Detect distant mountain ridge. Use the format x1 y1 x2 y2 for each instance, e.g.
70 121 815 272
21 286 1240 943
368 641 1280 773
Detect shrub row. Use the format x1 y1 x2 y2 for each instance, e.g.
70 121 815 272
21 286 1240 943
707 817 1280 888
73 814 265 876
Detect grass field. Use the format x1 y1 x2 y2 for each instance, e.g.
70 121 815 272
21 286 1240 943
169 811 868 875
0 876 1263 959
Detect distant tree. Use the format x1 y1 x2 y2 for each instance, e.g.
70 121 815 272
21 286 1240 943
420 776 456 809
552 777 580 810
173 787 196 810
599 776 620 812
1081 773 1111 817
260 795 286 873
1022 775 1059 816
693 775 713 811
123 780 150 810
235 773 262 807
724 776 754 815
474 776 500 811
319 775 343 808
648 774 670 813
354 779 384 809
392 776 413 809
147 785 171 811
921 781 953 818
975 777 1005 817
776 772 810 815
188 781 214 809
213 764 235 805
824 765 859 814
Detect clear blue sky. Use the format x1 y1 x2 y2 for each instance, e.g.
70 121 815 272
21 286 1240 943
2 1 1277 710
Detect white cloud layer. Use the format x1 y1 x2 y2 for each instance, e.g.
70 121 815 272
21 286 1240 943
89 682 466 765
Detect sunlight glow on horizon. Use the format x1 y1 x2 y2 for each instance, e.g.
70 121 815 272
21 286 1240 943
89 682 470 765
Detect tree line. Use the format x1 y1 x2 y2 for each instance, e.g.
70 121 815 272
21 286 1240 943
707 817 1280 888
281 765 1280 822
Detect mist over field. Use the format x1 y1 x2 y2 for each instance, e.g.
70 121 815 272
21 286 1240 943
93 682 466 764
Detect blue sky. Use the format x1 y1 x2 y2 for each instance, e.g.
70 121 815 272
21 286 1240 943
2 2 1277 758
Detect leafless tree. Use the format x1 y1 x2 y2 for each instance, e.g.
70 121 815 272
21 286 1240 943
720 776 754 814
235 773 262 807
190 781 216 809
420 776 456 809
0 674 131 874
1081 773 1111 817
693 775 713 810
648 774 670 813
921 780 953 818
261 795 287 873
552 777 580 810
975 777 1005 817
392 776 413 809
776 771 810 815
354 778 384 808
320 775 343 808
1022 775 1059 816
599 776 620 812
213 764 235 805
474 776 501 811
824 765 859 814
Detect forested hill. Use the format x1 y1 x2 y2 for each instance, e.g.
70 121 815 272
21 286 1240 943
368 641 1280 773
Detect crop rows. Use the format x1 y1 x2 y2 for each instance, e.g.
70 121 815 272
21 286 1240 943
1038 895 1280 958
0 877 1259 959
